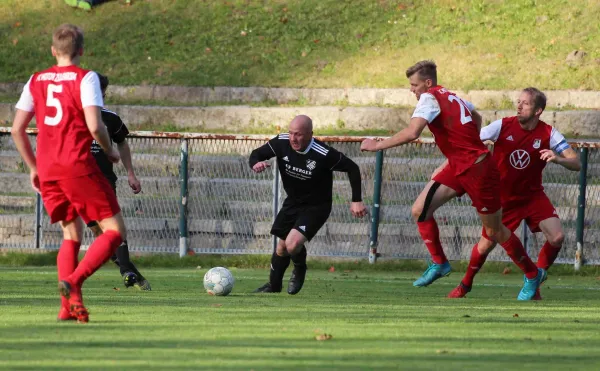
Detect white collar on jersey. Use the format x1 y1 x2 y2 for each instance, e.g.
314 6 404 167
295 138 314 155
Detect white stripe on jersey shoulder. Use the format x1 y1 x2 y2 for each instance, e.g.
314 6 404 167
278 133 290 139
101 108 118 115
311 142 329 156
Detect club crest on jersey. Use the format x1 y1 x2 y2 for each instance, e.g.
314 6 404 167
533 139 541 149
306 159 317 170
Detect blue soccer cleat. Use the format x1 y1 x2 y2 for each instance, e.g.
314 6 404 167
517 268 543 300
413 261 451 287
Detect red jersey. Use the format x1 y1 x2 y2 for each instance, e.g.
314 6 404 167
16 65 104 181
413 86 488 175
480 116 570 205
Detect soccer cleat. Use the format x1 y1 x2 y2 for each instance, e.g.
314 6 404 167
252 282 281 293
134 279 152 291
539 268 548 285
447 282 471 298
287 266 307 295
532 289 543 300
69 303 89 323
517 268 543 300
63 0 92 11
57 307 76 321
413 261 451 287
123 272 138 288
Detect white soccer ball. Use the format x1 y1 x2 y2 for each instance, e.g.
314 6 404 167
203 267 235 296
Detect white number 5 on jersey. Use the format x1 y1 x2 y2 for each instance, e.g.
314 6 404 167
44 84 63 126
448 95 473 125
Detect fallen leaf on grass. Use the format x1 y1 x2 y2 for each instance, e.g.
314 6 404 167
113 287 120 291
315 334 333 341
436 349 449 354
502 267 511 275
211 304 223 307
513 313 519 318
328 266 335 273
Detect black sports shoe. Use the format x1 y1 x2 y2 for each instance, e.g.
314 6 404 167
123 272 138 288
287 266 307 295
253 282 281 293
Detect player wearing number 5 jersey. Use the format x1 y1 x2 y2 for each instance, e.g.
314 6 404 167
361 60 542 300
11 24 127 322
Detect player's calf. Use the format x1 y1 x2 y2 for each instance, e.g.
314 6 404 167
288 246 307 295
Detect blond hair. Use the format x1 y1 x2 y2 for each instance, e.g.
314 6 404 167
52 24 84 59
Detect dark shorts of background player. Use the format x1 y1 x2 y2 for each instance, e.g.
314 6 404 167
270 200 332 241
87 181 117 228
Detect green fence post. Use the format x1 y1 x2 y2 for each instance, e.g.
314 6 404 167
574 147 589 271
369 150 384 264
179 138 189 258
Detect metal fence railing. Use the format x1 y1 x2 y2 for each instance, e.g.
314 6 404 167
0 129 598 267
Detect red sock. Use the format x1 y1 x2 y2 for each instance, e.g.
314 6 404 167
417 219 447 264
68 230 122 287
57 240 81 308
461 244 488 287
537 241 561 270
500 232 538 279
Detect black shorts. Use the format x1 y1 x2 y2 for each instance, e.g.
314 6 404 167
270 200 332 241
87 181 118 228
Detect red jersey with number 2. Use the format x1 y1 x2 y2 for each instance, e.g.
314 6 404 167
428 86 488 175
28 65 101 181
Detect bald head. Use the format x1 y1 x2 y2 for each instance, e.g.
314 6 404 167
288 115 313 151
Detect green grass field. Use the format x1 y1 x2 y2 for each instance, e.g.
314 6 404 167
1 0 599 90
2 266 600 370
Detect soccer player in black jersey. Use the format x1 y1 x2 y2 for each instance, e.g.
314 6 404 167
87 74 151 290
249 115 367 294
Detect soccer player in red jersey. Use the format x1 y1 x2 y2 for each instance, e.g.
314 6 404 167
11 24 126 322
447 87 581 299
361 61 543 300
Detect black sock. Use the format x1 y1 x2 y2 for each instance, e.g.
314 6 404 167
291 245 307 270
116 241 144 280
269 253 290 290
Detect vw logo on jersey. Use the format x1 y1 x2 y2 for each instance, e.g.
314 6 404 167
509 149 530 169
306 159 317 170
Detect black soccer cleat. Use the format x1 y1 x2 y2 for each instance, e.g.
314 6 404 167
253 282 281 293
287 266 307 295
122 272 138 288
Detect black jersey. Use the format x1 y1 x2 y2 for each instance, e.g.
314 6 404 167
249 134 362 206
91 108 129 185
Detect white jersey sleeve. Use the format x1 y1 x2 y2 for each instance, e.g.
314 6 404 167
412 93 441 123
479 119 502 142
80 71 104 108
550 127 570 154
15 76 34 112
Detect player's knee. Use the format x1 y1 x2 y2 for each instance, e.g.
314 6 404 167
275 242 287 256
483 226 501 241
477 238 496 255
411 203 424 221
285 238 304 255
548 232 565 247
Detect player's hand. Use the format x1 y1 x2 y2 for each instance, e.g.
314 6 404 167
350 201 368 218
360 139 379 152
540 149 557 163
128 174 142 194
252 161 271 173
106 147 121 164
29 170 40 194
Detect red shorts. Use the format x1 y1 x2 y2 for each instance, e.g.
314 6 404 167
456 154 501 214
482 192 558 239
432 164 466 197
41 172 121 224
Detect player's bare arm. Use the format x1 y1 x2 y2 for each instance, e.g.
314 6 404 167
84 105 120 163
11 109 39 192
471 109 483 132
360 117 428 152
116 141 141 193
540 147 581 171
